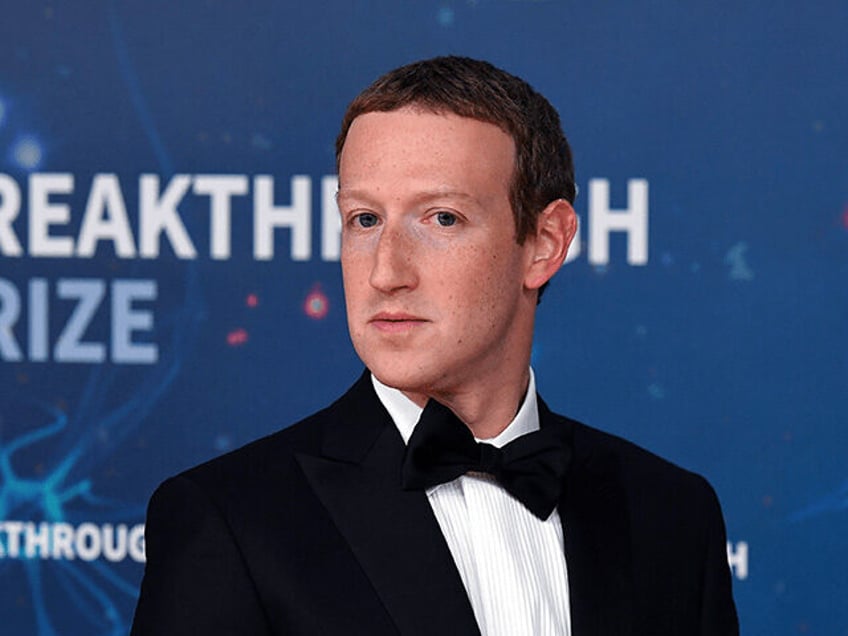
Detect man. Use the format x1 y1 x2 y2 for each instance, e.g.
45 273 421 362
132 57 738 635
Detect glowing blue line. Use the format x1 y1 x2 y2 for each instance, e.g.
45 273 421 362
107 2 173 175
54 560 103 629
2 407 66 456
25 560 59 636
91 559 143 598
789 478 848 522
57 559 126 636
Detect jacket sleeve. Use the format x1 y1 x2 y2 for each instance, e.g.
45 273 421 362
699 482 740 635
130 475 274 636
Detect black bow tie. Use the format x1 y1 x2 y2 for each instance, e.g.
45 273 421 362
401 398 571 520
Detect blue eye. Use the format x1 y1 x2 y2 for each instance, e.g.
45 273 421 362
436 211 457 227
356 213 378 228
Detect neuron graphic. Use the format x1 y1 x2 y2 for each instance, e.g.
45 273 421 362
0 5 204 633
1 401 143 635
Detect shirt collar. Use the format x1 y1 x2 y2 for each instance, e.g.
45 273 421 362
371 368 540 448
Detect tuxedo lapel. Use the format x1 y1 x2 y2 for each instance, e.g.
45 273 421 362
540 399 634 636
297 373 480 636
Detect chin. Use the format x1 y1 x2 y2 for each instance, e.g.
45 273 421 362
369 367 421 392
366 358 435 394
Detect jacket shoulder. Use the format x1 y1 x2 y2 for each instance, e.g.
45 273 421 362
165 374 373 497
191 404 328 472
553 409 721 507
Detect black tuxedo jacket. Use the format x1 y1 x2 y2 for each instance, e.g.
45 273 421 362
132 373 738 635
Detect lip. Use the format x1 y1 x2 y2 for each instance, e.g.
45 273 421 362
369 312 429 333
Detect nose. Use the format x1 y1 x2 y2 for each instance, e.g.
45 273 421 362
369 222 418 293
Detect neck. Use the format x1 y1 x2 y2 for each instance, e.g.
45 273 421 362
402 364 531 439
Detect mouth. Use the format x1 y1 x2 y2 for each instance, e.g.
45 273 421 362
369 312 429 333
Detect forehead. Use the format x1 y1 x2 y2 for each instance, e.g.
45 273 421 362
338 107 515 200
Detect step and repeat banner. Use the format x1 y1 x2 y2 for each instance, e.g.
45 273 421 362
1 2 845 634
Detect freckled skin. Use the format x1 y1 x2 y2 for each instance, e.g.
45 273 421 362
338 107 566 436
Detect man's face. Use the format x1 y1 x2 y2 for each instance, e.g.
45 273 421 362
338 107 538 400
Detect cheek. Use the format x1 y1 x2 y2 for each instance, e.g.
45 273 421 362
341 246 371 286
473 252 524 321
444 253 503 315
341 272 368 325
341 222 382 250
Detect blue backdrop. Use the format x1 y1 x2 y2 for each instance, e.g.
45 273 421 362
1 2 846 634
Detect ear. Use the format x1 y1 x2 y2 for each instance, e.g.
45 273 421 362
523 199 577 291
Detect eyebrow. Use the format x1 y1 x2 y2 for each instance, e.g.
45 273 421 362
337 188 480 207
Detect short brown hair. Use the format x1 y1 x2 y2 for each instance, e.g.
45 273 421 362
335 56 576 244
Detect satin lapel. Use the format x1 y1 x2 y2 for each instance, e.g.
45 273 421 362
540 399 634 636
297 373 480 636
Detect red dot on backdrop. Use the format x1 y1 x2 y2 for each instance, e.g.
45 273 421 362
304 286 329 320
227 328 249 346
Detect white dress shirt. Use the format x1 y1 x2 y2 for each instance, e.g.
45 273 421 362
372 370 572 636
